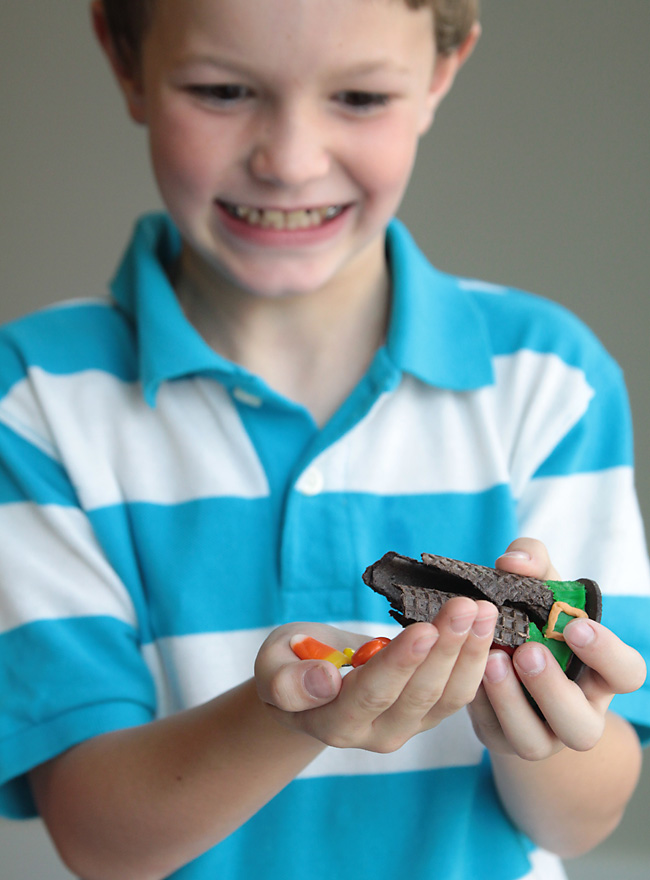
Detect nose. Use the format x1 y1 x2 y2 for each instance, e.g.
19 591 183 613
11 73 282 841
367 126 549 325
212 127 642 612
248 106 331 187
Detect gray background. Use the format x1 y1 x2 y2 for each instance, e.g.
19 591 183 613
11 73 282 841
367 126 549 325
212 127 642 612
1 1 648 877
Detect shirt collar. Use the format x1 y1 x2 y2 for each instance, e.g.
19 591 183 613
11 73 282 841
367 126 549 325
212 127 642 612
385 219 494 390
110 213 494 405
110 213 244 406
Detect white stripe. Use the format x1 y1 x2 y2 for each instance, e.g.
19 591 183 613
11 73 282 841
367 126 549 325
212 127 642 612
519 468 650 593
0 370 270 508
309 378 509 494
305 352 591 497
142 624 485 778
0 503 137 634
458 278 508 295
491 351 594 500
522 849 567 880
39 295 113 312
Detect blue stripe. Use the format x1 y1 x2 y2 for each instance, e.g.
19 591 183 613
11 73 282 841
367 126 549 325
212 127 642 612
0 616 155 817
0 423 78 506
472 284 614 372
604 596 650 731
0 617 154 740
90 499 278 637
87 487 518 638
172 763 531 880
0 302 137 389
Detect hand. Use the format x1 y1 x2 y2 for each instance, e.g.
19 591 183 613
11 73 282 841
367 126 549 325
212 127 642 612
255 598 498 753
468 538 647 760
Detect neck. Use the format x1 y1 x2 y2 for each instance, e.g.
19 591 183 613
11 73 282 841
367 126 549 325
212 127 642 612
175 242 390 426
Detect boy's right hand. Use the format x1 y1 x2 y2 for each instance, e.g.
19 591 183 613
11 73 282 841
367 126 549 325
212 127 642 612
255 598 498 753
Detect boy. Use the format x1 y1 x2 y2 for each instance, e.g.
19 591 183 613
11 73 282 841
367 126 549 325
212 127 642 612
0 1 648 879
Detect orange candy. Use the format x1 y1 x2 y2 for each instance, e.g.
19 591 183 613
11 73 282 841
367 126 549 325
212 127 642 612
351 636 391 667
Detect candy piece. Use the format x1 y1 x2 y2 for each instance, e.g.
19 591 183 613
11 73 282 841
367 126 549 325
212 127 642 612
351 637 391 667
290 635 350 668
363 552 601 681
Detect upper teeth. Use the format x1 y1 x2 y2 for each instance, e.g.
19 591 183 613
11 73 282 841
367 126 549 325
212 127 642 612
225 204 343 230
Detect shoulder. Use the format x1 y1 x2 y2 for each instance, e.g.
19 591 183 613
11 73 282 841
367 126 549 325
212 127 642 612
388 220 621 391
456 277 621 386
0 297 137 400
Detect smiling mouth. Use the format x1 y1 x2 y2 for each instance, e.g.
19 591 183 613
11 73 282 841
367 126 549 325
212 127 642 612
219 201 346 230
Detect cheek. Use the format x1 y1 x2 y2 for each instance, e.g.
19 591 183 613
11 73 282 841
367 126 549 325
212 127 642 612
353 121 421 203
147 111 221 203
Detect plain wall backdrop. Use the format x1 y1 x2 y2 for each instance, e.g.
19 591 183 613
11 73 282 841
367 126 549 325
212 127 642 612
1 1 648 878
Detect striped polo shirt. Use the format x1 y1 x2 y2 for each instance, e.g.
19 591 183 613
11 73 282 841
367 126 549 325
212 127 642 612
1 214 649 880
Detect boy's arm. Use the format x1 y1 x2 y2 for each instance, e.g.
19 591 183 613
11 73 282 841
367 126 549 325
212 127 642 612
470 539 646 857
488 712 642 858
31 605 504 880
29 679 325 880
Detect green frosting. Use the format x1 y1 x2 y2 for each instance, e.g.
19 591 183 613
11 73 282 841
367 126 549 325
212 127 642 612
528 622 572 669
544 580 587 610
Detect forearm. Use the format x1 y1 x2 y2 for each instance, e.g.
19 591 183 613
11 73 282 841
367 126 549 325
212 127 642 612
29 678 324 880
490 712 643 858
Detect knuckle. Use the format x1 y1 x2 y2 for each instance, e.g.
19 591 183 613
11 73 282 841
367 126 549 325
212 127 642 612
517 742 551 762
322 730 354 750
441 694 471 716
400 687 443 715
267 670 302 712
354 690 394 715
373 734 408 754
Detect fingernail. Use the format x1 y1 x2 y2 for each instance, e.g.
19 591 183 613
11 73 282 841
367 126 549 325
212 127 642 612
451 613 475 634
304 666 336 699
413 631 439 654
472 615 496 638
565 619 595 648
515 644 546 676
499 550 531 561
484 651 509 683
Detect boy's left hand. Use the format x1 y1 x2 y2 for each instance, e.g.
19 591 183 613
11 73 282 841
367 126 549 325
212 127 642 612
468 538 647 760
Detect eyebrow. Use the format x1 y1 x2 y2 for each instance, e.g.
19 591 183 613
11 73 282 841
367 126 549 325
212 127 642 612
176 54 413 78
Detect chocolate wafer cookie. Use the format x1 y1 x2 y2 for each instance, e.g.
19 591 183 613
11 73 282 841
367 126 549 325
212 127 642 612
363 552 602 681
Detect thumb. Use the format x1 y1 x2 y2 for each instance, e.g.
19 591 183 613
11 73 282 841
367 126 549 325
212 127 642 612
262 660 342 712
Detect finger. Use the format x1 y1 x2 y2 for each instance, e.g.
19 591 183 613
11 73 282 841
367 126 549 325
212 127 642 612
338 622 440 724
481 649 560 759
467 683 513 754
373 599 491 736
495 537 560 581
418 600 498 723
512 641 604 751
564 618 647 696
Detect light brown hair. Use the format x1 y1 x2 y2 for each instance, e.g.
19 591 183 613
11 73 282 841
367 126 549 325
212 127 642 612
101 0 479 69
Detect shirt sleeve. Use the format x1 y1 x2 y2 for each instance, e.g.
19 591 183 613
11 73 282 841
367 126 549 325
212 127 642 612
0 342 156 819
512 343 650 739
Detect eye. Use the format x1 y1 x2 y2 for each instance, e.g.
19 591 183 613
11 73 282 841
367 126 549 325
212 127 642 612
186 84 253 105
335 91 391 113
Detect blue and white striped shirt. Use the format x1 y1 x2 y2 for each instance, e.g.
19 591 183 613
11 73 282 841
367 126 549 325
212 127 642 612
1 214 649 880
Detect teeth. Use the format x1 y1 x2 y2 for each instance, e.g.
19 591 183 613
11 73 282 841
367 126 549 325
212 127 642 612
224 203 344 230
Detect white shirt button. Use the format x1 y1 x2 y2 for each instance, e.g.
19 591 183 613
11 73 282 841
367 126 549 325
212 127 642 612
232 387 263 408
299 467 324 496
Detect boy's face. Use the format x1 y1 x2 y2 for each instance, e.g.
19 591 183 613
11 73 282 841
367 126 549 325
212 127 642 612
113 0 460 300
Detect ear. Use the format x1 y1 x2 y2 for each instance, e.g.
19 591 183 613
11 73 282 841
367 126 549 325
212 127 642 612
419 21 481 134
90 0 147 124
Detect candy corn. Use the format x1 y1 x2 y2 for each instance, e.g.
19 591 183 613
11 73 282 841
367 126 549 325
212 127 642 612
290 635 350 668
290 634 392 668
